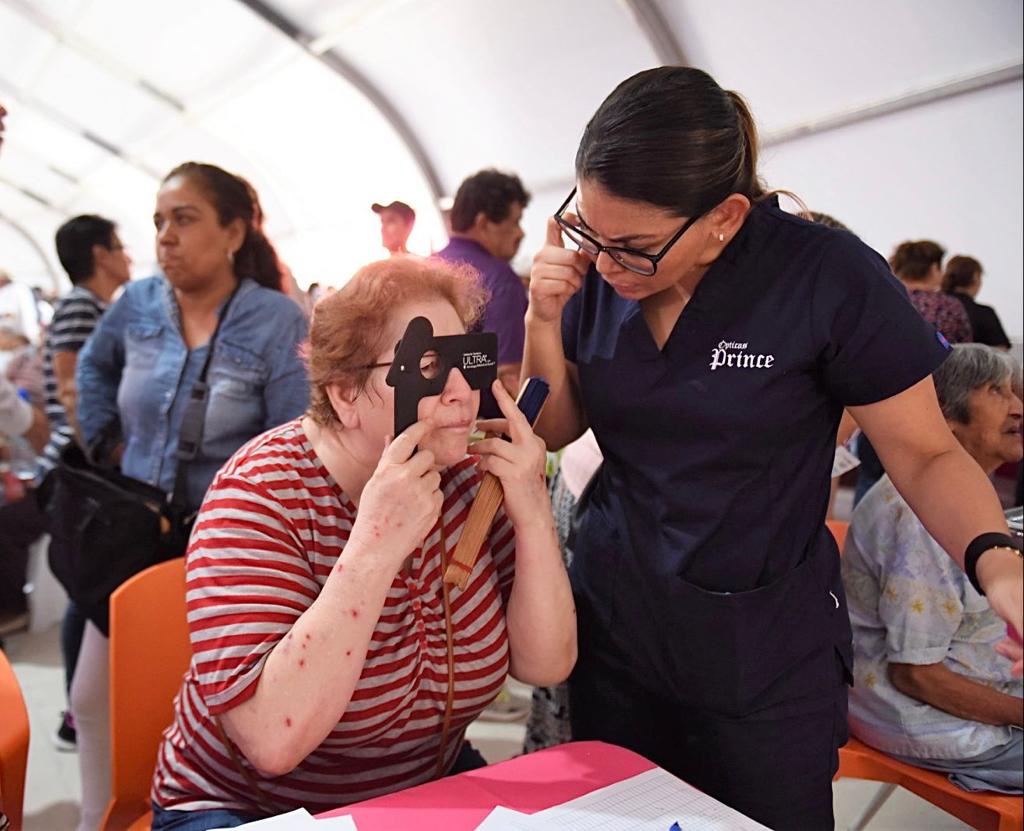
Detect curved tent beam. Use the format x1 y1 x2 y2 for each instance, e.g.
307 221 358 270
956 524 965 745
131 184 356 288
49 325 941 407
530 60 1024 196
620 0 690 67
0 212 61 290
762 60 1023 146
234 0 445 203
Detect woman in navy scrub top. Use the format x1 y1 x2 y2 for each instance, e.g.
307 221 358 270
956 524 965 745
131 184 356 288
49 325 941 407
523 67 1024 829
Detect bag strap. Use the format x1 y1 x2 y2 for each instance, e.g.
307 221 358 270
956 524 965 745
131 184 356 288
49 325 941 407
435 520 455 779
169 283 241 513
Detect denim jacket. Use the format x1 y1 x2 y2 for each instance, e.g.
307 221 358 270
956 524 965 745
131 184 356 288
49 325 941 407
77 276 309 509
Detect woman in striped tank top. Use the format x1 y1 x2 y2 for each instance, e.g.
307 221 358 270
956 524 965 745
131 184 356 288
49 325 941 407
150 257 576 830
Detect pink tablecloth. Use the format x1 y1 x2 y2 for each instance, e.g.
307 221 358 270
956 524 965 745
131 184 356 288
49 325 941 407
318 741 655 830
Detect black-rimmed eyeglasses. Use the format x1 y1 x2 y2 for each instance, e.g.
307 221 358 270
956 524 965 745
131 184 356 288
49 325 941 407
554 187 705 277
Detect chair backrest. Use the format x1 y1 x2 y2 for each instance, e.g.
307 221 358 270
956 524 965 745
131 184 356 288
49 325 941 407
0 650 30 831
104 558 190 830
826 519 849 554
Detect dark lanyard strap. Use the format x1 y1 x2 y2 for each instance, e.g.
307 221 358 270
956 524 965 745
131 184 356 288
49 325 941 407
169 283 241 512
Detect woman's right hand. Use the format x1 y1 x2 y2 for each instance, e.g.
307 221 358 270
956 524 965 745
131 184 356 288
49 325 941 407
349 420 442 571
528 217 590 325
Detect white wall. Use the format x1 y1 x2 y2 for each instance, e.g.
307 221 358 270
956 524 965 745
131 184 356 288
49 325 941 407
760 81 1023 341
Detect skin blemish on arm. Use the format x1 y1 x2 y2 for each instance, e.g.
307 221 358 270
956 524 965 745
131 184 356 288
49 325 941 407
345 650 352 657
351 609 360 619
298 659 306 668
285 717 293 728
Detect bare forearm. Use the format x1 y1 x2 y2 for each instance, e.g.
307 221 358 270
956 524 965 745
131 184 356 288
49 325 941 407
890 663 1023 726
221 549 396 775
523 316 584 450
505 515 577 686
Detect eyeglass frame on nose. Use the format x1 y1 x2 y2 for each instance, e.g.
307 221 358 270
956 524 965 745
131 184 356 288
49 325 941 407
554 186 707 277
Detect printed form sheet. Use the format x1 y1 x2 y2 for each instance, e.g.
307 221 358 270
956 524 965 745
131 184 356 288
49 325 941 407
476 768 771 830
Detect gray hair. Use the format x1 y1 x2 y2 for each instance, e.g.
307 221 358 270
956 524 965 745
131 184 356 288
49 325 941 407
933 344 1020 424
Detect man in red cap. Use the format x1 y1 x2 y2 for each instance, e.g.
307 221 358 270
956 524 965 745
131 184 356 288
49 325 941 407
371 200 416 257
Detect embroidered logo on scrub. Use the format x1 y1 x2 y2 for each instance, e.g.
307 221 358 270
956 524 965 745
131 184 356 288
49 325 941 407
709 340 775 371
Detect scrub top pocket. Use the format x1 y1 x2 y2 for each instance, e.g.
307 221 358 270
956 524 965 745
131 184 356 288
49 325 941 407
655 546 845 715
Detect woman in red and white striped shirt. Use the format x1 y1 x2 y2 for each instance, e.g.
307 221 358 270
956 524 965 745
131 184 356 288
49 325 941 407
151 258 576 829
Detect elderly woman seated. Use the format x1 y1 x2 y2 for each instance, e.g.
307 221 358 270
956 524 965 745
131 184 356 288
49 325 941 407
149 258 576 829
843 343 1023 794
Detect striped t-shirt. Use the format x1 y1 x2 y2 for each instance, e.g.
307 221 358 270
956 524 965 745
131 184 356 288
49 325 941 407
39 286 106 473
152 420 516 814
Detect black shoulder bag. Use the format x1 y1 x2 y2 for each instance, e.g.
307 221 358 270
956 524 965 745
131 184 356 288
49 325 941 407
39 288 238 616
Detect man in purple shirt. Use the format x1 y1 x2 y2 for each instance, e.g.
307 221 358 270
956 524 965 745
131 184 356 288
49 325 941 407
437 169 530 394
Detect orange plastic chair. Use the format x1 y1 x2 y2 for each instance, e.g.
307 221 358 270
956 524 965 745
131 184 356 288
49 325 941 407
101 558 191 831
830 517 1023 829
0 650 30 831
826 518 849 553
837 737 1023 831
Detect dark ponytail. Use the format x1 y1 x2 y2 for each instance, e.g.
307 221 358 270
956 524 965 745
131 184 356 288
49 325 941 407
163 162 284 291
575 66 766 216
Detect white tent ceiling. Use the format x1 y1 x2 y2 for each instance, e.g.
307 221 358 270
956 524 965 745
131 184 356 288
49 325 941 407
1 0 1022 336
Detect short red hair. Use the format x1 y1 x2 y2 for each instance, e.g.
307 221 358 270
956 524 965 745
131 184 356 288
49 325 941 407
305 257 488 425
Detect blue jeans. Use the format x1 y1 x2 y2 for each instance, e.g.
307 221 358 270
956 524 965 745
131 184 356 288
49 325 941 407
150 741 488 829
151 805 261 831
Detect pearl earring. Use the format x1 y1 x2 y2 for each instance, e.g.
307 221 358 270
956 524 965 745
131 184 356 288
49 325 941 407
717 233 725 242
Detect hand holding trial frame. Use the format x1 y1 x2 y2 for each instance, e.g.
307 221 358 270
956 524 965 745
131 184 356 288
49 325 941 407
444 378 549 588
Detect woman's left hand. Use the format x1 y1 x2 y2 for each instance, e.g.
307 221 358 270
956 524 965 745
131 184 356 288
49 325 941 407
473 379 550 528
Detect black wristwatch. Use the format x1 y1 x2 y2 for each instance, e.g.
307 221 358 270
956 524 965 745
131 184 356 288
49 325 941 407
964 532 1024 596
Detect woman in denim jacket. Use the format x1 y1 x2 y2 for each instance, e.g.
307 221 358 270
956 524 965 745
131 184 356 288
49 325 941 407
72 162 310 831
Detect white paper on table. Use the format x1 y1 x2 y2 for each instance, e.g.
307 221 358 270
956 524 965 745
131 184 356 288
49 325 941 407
209 807 358 831
528 768 771 830
314 815 359 830
831 444 861 478
473 805 542 829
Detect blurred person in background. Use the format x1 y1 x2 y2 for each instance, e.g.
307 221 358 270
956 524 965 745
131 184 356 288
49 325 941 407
944 255 1012 350
0 269 42 346
438 169 529 396
890 240 973 344
855 239 976 503
42 213 132 750
372 199 416 257
0 103 48 454
72 161 310 831
844 344 1023 793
